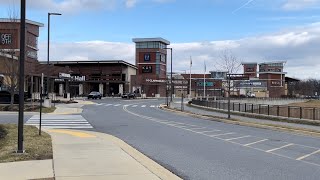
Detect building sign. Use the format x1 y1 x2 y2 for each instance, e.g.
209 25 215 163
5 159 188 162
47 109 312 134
173 80 188 85
59 73 71 79
142 66 152 73
271 80 282 86
0 33 12 45
245 68 254 72
235 80 267 88
71 76 86 81
197 82 214 87
144 54 150 61
145 79 166 83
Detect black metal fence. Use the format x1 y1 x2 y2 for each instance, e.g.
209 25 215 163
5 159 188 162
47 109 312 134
192 99 320 121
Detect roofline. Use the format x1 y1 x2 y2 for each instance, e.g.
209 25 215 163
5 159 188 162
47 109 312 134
209 71 228 73
0 18 44 27
258 72 287 75
259 61 287 65
241 62 257 65
39 60 138 69
132 38 170 45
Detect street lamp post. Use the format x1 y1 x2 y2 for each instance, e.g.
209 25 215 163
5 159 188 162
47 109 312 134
17 0 26 153
47 12 61 98
164 48 173 102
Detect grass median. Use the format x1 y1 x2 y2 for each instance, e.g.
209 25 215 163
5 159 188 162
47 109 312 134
0 124 53 163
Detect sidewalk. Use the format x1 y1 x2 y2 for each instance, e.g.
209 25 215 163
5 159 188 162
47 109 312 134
0 129 180 180
51 100 95 115
170 102 320 132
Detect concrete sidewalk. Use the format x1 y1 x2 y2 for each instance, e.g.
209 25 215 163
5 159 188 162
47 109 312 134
51 100 95 115
170 102 320 132
0 129 180 180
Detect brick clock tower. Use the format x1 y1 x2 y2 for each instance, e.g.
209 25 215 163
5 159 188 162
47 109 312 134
132 38 170 97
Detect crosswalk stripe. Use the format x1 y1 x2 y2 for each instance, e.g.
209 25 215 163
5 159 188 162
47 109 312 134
26 115 93 129
114 104 121 107
150 105 155 107
132 105 138 107
141 105 146 107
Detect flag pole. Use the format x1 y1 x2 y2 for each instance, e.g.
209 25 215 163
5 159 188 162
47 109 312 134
204 61 206 98
189 56 192 98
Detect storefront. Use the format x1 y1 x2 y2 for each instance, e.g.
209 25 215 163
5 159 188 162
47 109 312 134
49 60 137 97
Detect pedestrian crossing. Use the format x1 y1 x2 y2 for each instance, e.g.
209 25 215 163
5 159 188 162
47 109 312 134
25 115 93 129
94 103 160 108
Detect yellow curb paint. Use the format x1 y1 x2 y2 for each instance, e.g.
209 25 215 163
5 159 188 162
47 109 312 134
48 129 96 138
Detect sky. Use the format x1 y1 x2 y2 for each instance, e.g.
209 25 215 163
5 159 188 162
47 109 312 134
1 0 320 79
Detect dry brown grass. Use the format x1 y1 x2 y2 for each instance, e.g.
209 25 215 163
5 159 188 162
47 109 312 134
289 100 320 108
0 124 53 163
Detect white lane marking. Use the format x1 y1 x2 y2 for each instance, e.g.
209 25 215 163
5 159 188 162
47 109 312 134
27 120 87 122
150 105 155 107
225 135 251 141
132 105 138 107
114 104 121 107
209 132 235 137
28 126 93 129
266 143 294 153
244 139 268 146
296 149 320 161
96 103 103 106
188 127 206 130
197 130 221 134
105 104 113 106
141 105 146 107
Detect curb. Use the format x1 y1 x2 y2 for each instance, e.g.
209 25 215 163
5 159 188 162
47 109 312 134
72 130 182 180
160 105 320 138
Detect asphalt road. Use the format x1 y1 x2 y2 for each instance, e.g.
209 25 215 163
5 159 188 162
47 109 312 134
81 98 320 180
0 113 32 124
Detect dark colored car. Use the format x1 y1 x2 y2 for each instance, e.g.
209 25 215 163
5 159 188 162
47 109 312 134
121 92 136 99
88 91 102 99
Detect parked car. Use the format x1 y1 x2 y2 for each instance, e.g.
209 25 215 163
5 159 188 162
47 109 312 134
121 92 136 99
88 91 102 99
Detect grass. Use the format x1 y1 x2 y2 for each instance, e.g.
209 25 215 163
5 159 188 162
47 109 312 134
0 124 53 163
0 105 56 113
34 107 56 113
289 100 320 108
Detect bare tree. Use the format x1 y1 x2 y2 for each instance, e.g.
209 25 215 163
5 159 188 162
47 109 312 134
215 50 242 119
0 7 19 106
216 49 241 74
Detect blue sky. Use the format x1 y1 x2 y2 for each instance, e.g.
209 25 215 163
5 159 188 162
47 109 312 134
1 0 320 79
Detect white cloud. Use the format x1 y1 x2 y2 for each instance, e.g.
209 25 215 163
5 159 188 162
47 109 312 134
282 0 320 10
125 0 138 8
38 22 320 80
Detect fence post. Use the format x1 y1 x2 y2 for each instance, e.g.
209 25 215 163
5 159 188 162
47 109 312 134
267 105 270 116
277 106 280 116
239 103 241 112
245 103 247 112
259 104 261 114
300 107 302 119
313 108 316 120
288 106 290 118
251 104 254 113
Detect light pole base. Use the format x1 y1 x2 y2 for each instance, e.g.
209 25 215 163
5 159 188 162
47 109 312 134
44 98 52 108
15 150 26 154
